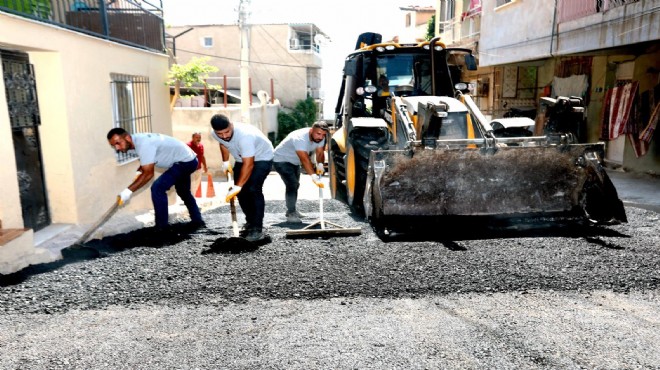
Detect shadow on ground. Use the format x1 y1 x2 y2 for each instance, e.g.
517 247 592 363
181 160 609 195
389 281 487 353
0 222 218 286
373 218 630 246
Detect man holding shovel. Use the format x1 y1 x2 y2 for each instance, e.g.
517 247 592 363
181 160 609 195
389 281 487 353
273 121 328 224
210 114 274 242
106 128 205 233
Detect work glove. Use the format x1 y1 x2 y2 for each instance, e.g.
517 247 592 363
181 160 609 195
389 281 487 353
221 161 233 175
310 174 324 188
118 188 133 206
315 163 325 175
225 185 242 203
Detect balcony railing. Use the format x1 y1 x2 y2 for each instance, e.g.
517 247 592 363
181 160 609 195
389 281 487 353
557 0 641 23
0 0 165 53
438 16 481 46
289 39 320 53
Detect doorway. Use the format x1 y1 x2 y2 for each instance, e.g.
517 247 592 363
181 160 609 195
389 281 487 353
2 49 51 231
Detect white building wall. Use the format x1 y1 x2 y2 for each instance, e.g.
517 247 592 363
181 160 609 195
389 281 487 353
478 0 556 66
555 0 660 56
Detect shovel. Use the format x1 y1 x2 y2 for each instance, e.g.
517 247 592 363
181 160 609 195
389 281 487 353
61 196 121 259
202 172 259 254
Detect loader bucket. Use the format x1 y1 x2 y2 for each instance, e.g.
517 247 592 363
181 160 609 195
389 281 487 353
367 143 626 225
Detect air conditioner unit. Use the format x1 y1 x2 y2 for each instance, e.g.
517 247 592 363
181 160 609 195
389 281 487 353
289 38 300 49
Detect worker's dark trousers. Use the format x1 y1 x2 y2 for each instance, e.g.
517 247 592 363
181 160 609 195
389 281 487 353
233 160 272 231
273 161 301 214
151 158 202 229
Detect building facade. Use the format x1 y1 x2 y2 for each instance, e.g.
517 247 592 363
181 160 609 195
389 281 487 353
1 0 171 273
166 23 325 114
436 0 660 175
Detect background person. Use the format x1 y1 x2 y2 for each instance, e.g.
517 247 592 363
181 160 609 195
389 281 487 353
210 114 274 242
273 121 328 224
106 128 204 232
377 74 391 97
187 132 208 195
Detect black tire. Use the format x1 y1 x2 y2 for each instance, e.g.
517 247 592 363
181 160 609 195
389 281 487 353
368 172 389 240
328 140 347 203
345 129 386 216
345 141 368 216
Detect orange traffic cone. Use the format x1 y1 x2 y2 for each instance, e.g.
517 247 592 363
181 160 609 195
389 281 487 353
206 174 216 198
194 181 203 198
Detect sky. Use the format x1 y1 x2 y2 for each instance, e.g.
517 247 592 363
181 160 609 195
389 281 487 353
160 0 436 119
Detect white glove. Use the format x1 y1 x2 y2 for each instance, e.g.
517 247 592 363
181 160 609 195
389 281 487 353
315 163 325 175
118 188 133 206
310 175 324 188
225 185 242 202
222 161 233 175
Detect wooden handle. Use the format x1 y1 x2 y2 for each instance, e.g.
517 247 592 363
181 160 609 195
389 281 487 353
230 198 239 237
75 198 120 245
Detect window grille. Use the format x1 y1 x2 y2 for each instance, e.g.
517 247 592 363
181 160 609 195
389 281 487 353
203 37 213 47
110 73 152 164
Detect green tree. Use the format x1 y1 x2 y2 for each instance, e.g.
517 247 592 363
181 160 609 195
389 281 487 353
425 14 436 41
274 97 317 146
166 57 219 111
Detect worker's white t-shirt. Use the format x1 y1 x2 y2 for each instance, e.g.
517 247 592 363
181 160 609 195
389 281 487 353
132 133 196 169
211 122 274 162
273 127 325 165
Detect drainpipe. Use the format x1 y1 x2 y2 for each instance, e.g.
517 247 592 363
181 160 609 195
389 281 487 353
550 0 558 57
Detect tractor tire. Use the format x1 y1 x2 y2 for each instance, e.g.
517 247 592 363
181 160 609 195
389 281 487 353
345 142 367 216
328 140 347 203
345 128 388 217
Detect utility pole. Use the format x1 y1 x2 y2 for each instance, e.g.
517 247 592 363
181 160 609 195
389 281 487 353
238 0 251 124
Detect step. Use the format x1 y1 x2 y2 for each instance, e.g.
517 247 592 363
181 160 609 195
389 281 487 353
0 228 38 275
0 228 29 245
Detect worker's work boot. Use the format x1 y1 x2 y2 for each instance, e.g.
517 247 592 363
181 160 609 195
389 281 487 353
239 223 251 237
285 212 302 224
245 228 265 242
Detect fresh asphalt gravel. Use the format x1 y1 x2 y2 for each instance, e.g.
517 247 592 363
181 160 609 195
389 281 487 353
1 200 659 369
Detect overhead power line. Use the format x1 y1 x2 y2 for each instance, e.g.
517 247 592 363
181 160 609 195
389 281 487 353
175 48 308 69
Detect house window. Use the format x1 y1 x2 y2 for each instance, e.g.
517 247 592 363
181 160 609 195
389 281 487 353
495 0 512 7
110 73 152 164
202 36 213 48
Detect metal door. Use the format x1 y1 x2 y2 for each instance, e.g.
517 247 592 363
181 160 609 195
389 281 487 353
2 50 50 231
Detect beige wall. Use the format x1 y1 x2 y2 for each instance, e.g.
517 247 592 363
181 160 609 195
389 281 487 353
0 13 171 228
168 24 321 109
171 104 279 175
0 64 23 229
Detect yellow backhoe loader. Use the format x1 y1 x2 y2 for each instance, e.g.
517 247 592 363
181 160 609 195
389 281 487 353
328 32 626 236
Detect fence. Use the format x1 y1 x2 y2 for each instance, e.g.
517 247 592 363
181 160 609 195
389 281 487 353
0 0 165 52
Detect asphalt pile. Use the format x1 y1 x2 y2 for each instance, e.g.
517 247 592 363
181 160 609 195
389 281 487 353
0 200 658 315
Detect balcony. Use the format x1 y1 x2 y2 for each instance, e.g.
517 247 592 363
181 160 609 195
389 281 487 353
0 0 165 53
557 0 640 23
438 16 481 47
289 38 320 53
